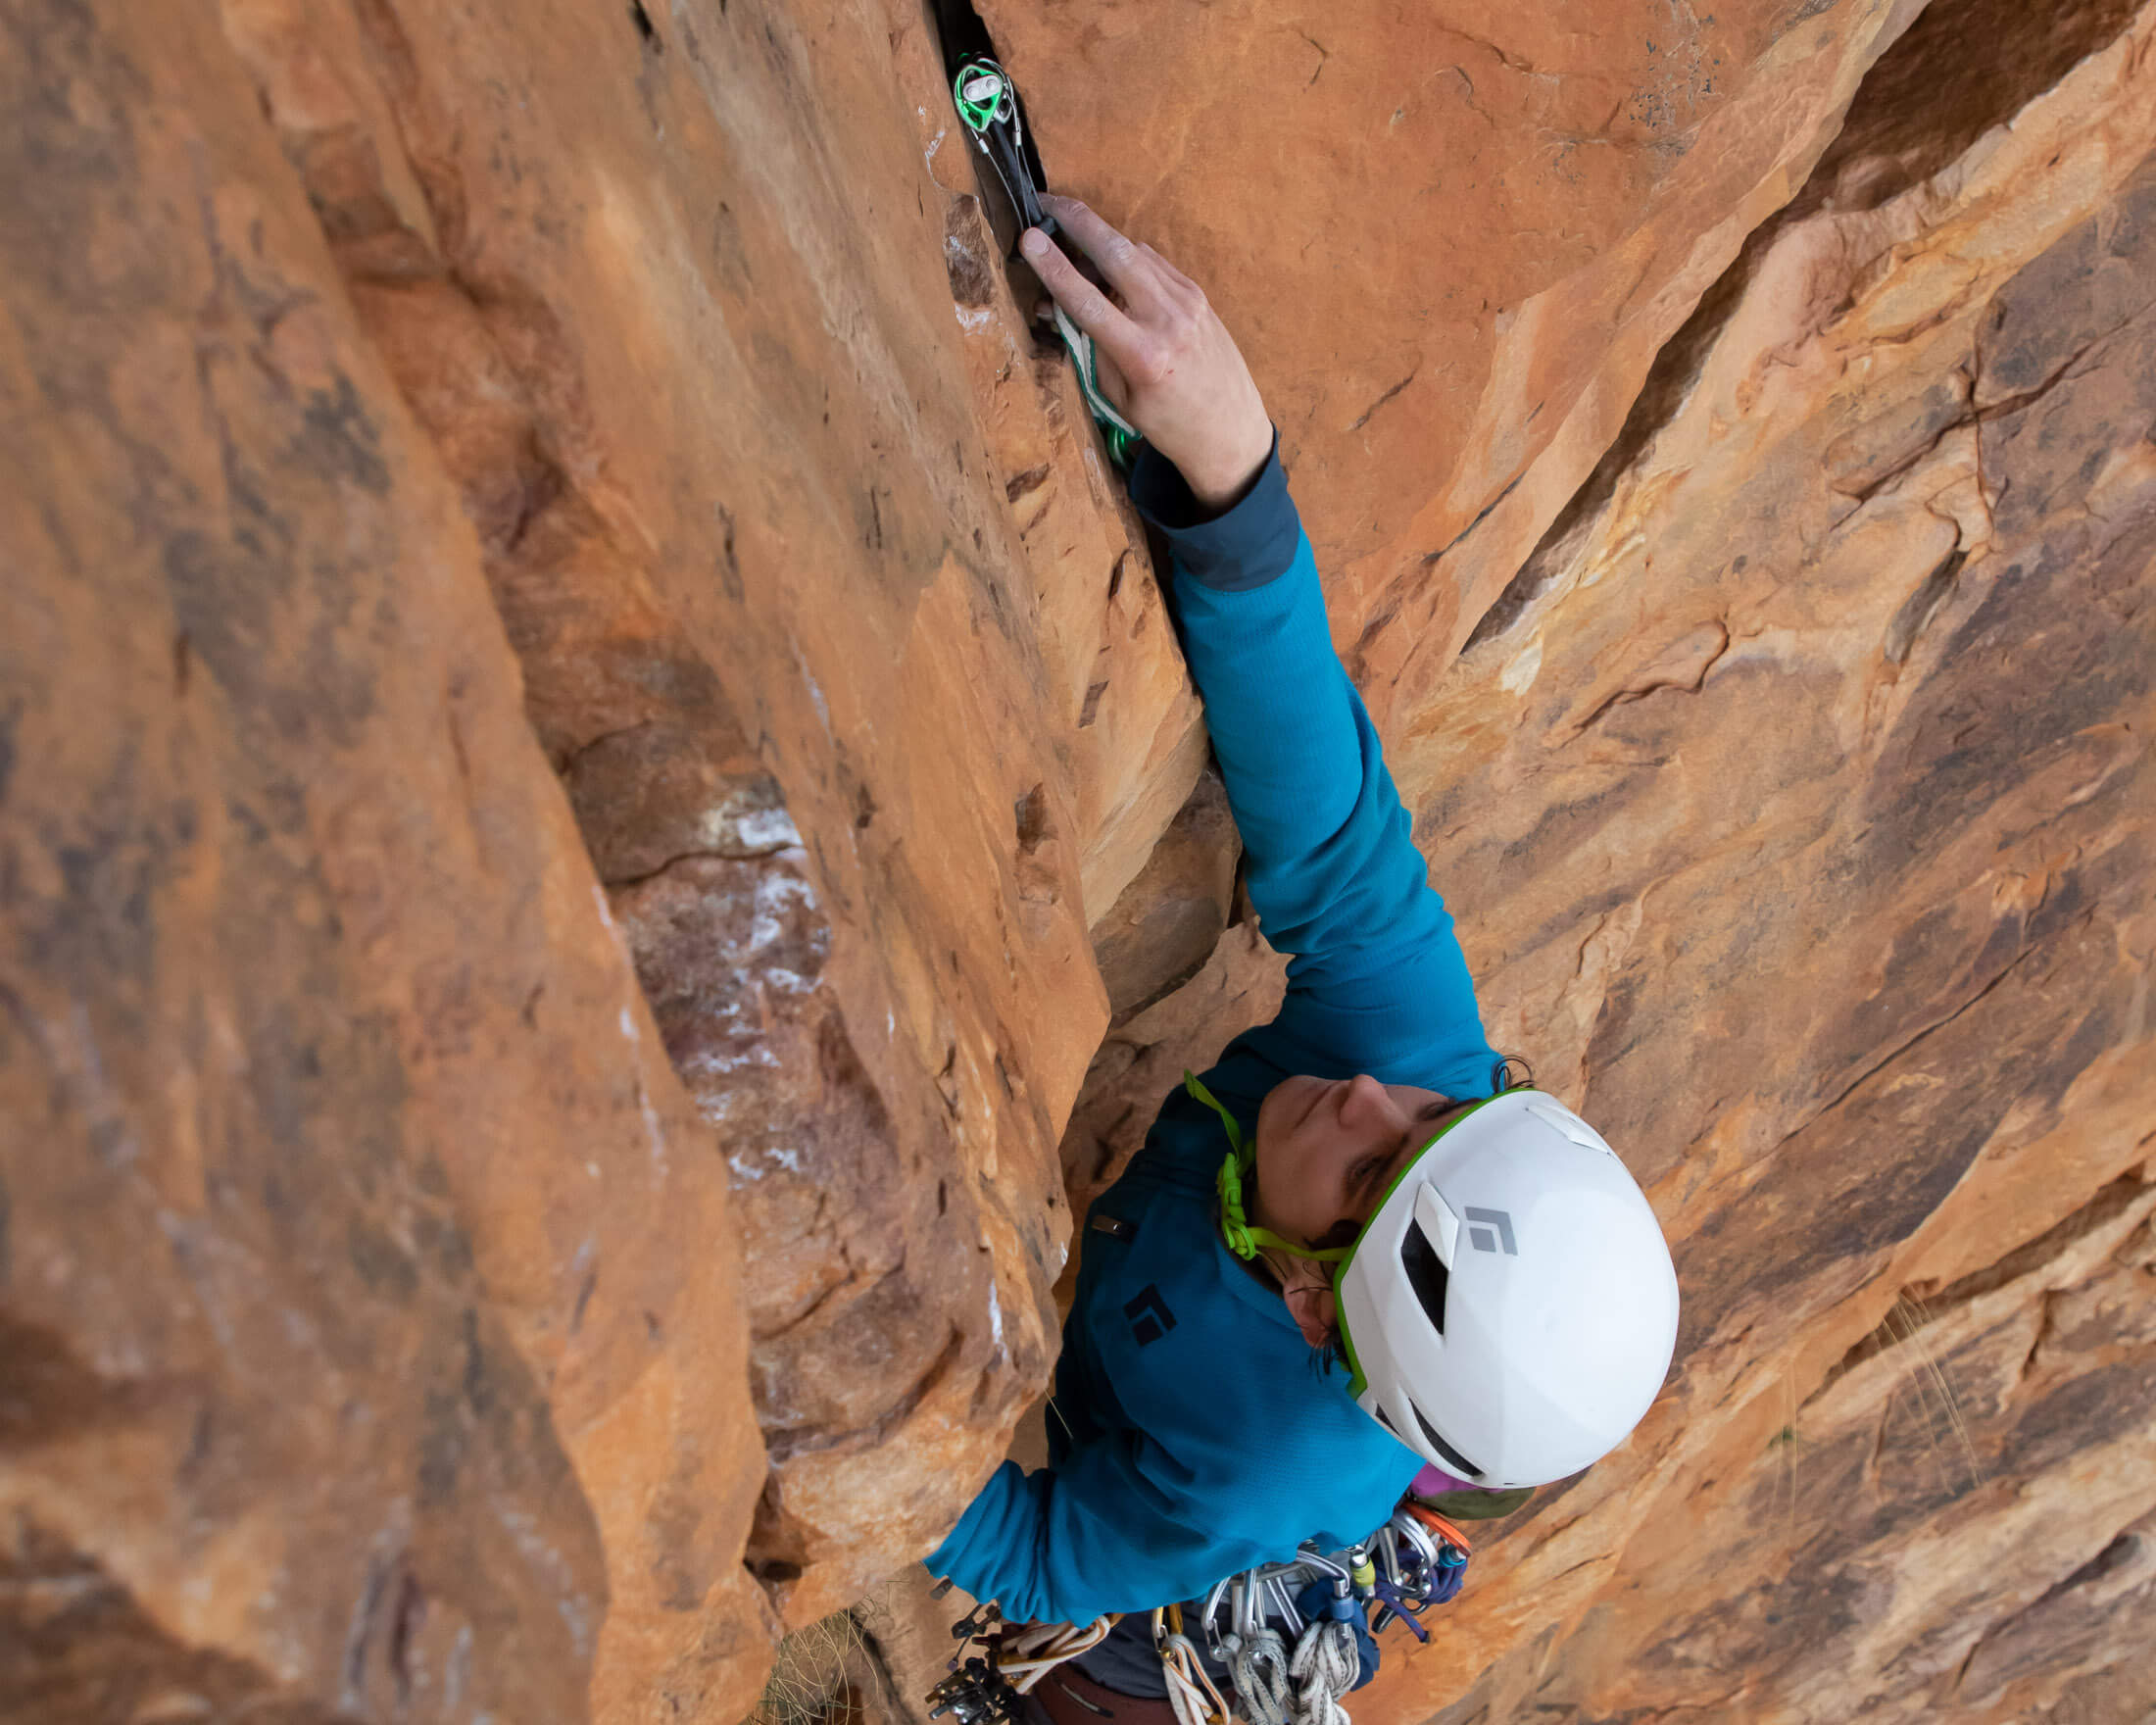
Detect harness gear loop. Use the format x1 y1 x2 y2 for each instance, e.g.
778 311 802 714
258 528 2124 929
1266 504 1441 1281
927 1605 1117 1724
1183 1072 1353 1264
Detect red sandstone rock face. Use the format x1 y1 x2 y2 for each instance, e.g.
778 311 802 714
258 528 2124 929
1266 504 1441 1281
4 0 1198 1705
0 2 766 1716
1019 0 2156 1717
7 0 2156 1716
978 0 1935 712
1358 9 2156 1718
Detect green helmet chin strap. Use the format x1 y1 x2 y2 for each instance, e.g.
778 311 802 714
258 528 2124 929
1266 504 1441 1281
1184 1071 1355 1264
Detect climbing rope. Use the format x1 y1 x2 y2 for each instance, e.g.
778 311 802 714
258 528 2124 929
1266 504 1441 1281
1154 1604 1234 1725
1286 1615 1359 1725
1227 1624 1295 1725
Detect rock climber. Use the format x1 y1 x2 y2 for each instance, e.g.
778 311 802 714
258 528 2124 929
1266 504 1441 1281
926 194 1681 1724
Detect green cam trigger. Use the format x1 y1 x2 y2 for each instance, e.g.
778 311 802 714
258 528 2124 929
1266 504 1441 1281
949 57 1143 472
953 62 1011 132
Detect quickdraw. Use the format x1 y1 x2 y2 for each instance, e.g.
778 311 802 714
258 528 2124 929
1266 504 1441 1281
949 56 1144 471
1190 1511 1473 1724
927 1598 1119 1725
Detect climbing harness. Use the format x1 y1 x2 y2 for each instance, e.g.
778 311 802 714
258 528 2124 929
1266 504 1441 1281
949 56 1144 470
928 1509 1470 1725
928 1598 1120 1725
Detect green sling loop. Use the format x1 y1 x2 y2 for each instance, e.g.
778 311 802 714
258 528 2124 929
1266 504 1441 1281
1184 1071 1354 1264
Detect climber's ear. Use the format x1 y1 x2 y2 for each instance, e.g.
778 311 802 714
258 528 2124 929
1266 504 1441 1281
1284 1283 1338 1351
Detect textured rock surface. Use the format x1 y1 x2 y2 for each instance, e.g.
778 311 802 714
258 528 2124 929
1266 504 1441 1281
7 0 2156 1715
0 1 767 1717
1018 0 2156 1719
979 0 1937 716
1356 8 2156 1717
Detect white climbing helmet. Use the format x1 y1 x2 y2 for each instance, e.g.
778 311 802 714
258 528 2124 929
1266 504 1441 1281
1334 1089 1679 1489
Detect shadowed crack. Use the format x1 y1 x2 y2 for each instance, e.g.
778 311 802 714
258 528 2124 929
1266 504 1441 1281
1812 1167 2152 1404
1348 365 1418 433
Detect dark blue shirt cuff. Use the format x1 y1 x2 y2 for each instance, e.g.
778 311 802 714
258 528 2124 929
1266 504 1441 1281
1127 425 1299 591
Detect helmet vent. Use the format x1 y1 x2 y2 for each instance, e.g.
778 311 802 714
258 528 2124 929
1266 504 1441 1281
1400 1218 1450 1335
1410 1402 1482 1480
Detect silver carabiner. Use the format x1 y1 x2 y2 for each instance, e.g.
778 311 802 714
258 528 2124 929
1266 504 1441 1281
1391 1509 1441 1574
1202 1575 1236 1660
1266 1573 1303 1638
1297 1546 1352 1599
1375 1523 1405 1591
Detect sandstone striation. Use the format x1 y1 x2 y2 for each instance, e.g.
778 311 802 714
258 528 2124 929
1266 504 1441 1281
1010 0 2156 1717
5 0 2154 1716
1360 7 2156 1717
0 1 766 1716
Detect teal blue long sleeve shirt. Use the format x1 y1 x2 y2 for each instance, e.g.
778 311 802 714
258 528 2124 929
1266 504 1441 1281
926 430 1498 1625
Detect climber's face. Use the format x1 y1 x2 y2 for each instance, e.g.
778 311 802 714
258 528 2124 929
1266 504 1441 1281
1251 1074 1472 1252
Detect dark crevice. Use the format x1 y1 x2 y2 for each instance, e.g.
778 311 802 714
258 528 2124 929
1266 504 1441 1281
1787 0 2144 223
1885 547 1966 665
600 842 802 895
1815 1167 2151 1399
1348 365 1419 433
927 0 1049 183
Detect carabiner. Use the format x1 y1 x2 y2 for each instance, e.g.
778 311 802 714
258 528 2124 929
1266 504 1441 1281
1201 1575 1236 1661
1296 1546 1352 1600
1265 1573 1303 1638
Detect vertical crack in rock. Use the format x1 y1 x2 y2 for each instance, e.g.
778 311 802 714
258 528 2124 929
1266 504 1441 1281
218 0 1045 1648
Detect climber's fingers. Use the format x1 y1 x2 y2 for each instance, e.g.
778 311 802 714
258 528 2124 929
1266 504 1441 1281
1040 196 1164 304
1021 222 1147 371
1024 196 1269 498
1138 240 1202 302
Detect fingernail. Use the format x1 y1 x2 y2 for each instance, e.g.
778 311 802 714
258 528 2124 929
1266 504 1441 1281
1020 229 1047 258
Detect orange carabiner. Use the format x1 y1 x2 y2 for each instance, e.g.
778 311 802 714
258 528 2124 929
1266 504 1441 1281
1405 1501 1474 1555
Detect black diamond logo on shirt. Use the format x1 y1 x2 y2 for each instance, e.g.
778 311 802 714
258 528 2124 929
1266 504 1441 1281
1124 1284 1177 1347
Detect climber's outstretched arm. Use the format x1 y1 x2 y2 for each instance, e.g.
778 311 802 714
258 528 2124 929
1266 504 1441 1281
1133 457 1494 1092
1027 202 1494 1093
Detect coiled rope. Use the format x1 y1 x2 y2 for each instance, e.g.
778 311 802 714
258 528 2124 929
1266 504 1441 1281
1226 1624 1293 1725
1286 1614 1360 1725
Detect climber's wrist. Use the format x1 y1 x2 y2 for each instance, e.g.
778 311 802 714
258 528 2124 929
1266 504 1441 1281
1181 419 1277 513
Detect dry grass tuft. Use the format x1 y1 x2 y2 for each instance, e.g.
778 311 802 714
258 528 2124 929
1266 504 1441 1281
749 1587 900 1725
1885 1293 1986 1493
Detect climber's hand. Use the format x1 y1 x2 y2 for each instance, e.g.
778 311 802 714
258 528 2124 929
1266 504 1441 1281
1022 195 1273 511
